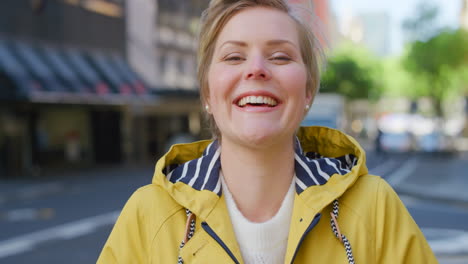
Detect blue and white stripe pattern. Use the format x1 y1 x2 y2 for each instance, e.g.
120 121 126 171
165 141 223 195
164 138 357 196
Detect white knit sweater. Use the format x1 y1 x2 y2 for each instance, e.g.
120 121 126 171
221 173 295 264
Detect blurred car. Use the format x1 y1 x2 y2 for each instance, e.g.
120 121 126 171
416 132 453 153
301 94 345 129
380 132 413 153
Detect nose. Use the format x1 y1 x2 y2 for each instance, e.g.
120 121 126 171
244 56 271 81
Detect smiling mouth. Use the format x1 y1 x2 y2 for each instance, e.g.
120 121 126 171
236 95 278 108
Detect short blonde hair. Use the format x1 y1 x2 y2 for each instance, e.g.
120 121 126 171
197 0 323 139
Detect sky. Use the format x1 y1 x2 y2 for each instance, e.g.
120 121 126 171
330 0 463 55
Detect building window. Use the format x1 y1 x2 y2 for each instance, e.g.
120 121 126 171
177 56 185 75
60 0 123 17
159 54 166 74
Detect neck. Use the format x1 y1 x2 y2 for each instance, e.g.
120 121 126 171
220 137 295 223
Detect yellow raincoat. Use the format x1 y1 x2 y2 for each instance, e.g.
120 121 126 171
98 126 437 263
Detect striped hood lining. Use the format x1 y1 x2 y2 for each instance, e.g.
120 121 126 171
164 138 357 196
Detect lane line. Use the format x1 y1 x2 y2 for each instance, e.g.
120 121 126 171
369 159 397 177
422 228 468 255
386 157 420 186
0 183 63 205
0 210 119 259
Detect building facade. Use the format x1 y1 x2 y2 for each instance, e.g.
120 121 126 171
359 12 391 57
286 0 336 50
125 0 209 165
0 0 207 178
337 10 391 57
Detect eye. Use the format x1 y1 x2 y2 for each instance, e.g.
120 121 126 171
272 56 291 61
223 53 245 63
225 56 243 61
270 52 292 63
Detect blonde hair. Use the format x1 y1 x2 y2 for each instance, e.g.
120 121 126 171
197 0 324 139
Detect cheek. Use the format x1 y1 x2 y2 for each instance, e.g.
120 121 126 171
207 70 226 110
208 65 238 100
281 66 308 96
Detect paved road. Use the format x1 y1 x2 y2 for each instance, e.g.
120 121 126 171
368 151 468 262
0 152 467 263
0 165 152 263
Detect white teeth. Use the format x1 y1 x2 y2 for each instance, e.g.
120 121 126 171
237 95 278 107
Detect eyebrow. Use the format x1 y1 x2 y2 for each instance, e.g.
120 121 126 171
219 40 247 49
266 39 297 48
219 39 298 49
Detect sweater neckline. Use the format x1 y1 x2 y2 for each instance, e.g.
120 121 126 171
221 171 295 252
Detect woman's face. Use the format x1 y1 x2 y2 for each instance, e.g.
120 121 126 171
207 7 310 148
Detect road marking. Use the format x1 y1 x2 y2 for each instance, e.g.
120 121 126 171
386 157 420 186
398 194 422 207
0 183 63 205
0 210 119 259
0 208 55 222
423 228 468 255
17 183 63 200
369 159 397 177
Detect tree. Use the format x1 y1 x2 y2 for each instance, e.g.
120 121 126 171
402 1 441 42
403 29 468 117
321 43 382 101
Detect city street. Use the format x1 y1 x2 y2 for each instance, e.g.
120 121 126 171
1 0 467 263
1 151 468 264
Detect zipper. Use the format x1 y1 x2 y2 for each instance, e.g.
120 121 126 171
290 213 322 264
202 222 241 264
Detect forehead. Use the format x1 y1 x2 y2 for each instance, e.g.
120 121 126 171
215 6 300 47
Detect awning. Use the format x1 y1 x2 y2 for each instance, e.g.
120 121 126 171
85 51 134 95
0 40 40 99
0 39 158 105
62 48 111 95
109 54 148 95
39 45 89 93
11 41 65 93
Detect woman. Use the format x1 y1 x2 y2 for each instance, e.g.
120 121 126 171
98 0 437 263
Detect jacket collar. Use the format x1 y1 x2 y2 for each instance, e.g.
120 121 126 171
164 140 223 195
153 127 368 263
161 134 358 197
153 126 368 218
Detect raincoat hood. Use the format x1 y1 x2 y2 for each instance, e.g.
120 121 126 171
151 126 369 263
152 126 368 219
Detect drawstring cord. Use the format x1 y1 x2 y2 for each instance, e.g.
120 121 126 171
330 199 356 264
178 200 355 264
177 209 196 264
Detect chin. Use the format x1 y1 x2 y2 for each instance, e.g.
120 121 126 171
236 125 291 148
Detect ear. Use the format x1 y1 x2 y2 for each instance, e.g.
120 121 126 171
305 90 313 106
204 98 211 114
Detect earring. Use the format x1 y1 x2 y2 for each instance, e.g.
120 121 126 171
205 105 210 112
305 105 310 110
